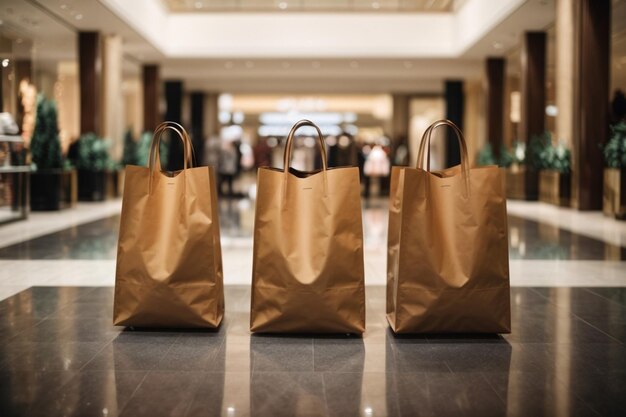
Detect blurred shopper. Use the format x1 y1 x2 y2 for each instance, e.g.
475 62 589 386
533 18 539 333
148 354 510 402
363 144 390 199
219 140 238 197
253 138 272 168
204 134 221 169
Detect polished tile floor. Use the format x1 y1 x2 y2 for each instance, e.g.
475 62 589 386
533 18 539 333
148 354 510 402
0 198 625 416
0 286 624 416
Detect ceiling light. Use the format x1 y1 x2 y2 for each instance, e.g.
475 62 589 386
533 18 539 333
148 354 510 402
403 61 413 69
350 61 359 68
194 1 203 9
245 61 254 68
493 41 503 50
224 61 234 69
371 2 380 9
2 59 9 68
281 61 290 69
278 2 288 10
60 4 67 10
312 61 321 68
75 14 83 20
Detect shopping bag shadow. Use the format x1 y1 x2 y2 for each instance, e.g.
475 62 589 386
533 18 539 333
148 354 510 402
385 329 513 415
249 332 365 417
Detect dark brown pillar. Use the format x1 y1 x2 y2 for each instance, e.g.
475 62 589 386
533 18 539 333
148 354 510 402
78 32 101 135
190 91 205 165
142 64 160 133
164 80 183 171
485 58 505 157
519 31 546 199
445 80 464 167
571 0 610 210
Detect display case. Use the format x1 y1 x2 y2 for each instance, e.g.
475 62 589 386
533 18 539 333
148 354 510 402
0 134 30 225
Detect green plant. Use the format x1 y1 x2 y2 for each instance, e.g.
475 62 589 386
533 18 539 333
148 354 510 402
137 131 168 167
511 141 526 165
541 143 571 173
122 128 138 166
604 122 626 168
477 143 513 167
477 143 497 166
30 95 62 170
527 132 552 170
77 132 111 171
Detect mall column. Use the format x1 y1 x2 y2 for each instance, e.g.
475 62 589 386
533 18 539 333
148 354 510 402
143 65 160 133
190 91 205 165
79 32 101 135
102 35 123 161
485 58 506 159
391 93 410 164
164 80 183 171
519 31 546 200
556 0 610 210
445 80 464 167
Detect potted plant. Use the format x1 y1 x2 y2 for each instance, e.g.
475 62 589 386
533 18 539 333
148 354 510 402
106 128 137 198
505 136 544 200
538 141 571 207
603 122 626 219
136 130 168 167
76 132 111 201
29 95 77 211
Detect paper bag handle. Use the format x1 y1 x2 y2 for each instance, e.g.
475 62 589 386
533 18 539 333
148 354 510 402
416 119 471 195
148 121 195 194
280 119 329 206
282 119 328 172
148 121 194 172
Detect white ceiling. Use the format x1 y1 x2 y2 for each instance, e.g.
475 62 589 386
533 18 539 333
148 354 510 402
163 0 454 13
0 0 577 93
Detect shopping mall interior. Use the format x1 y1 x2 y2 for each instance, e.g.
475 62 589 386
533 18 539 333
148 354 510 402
0 0 626 416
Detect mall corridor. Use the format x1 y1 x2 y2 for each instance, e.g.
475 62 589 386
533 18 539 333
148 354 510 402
1 0 626 416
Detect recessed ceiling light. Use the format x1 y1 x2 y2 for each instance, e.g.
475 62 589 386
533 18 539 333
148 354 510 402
371 2 380 9
403 61 413 69
75 14 83 20
350 61 359 68
278 2 288 10
60 4 67 10
194 1 203 9
2 59 9 68
245 61 254 68
493 41 503 50
224 61 234 69
312 61 321 68
281 61 290 69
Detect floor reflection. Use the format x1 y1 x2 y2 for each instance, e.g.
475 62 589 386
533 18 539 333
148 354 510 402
1 199 625 261
508 215 626 260
1 286 623 416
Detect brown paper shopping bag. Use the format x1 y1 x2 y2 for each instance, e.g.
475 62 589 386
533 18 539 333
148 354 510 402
113 122 224 328
387 119 510 333
250 120 365 333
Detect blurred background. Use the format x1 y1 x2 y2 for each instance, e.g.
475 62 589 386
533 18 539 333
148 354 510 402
0 0 625 240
